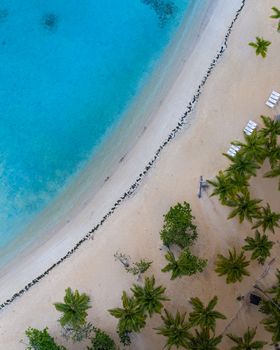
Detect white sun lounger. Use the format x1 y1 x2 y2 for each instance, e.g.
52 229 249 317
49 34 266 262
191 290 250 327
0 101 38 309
227 149 236 157
244 126 254 135
271 93 280 101
266 101 275 108
269 97 278 104
248 120 257 128
272 90 280 97
231 145 241 152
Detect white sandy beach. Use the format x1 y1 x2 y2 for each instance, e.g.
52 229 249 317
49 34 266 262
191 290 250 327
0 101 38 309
0 0 280 349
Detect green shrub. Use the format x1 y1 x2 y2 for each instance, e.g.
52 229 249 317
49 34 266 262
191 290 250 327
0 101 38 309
88 328 116 350
25 327 66 350
160 202 198 248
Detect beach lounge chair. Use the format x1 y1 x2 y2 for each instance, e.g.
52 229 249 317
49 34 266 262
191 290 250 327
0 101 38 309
248 120 257 128
272 90 280 97
272 93 280 101
227 149 236 157
231 145 241 152
269 96 278 104
244 127 253 135
266 101 275 108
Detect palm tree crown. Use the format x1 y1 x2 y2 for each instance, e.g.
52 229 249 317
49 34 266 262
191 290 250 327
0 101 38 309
227 327 267 350
130 276 169 317
227 193 262 223
267 269 280 302
215 248 250 284
226 153 260 178
208 171 239 205
232 131 267 164
54 288 91 329
252 203 280 233
188 296 226 332
249 37 271 58
108 292 146 334
162 249 207 280
155 309 190 350
186 328 223 350
264 162 280 190
243 230 274 265
259 115 280 147
270 6 280 19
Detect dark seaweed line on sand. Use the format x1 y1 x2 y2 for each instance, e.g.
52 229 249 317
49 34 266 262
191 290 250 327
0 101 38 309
0 0 246 312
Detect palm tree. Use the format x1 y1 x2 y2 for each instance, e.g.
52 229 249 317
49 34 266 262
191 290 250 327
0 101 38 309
259 115 280 147
155 309 190 349
108 292 146 334
265 145 280 169
207 171 238 204
260 299 280 344
267 269 280 302
226 153 260 178
130 276 169 317
243 230 274 265
215 248 250 284
227 193 262 223
252 203 280 233
162 249 207 280
227 327 267 349
186 328 223 350
271 6 280 19
270 6 280 30
54 288 91 329
232 131 267 164
264 162 280 190
249 37 271 58
188 296 226 332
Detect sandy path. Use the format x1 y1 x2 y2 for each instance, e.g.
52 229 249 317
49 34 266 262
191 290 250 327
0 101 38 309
0 0 279 349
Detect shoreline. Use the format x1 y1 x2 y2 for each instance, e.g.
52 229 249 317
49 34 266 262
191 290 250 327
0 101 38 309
0 0 245 310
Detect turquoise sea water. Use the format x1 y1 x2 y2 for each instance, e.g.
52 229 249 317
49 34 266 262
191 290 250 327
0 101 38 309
0 1 194 255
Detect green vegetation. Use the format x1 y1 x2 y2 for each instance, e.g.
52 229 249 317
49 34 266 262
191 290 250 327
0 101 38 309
227 327 267 350
257 271 280 344
249 37 271 58
264 163 280 190
114 251 152 277
54 288 91 329
215 248 250 284
109 276 169 344
162 249 207 280
25 327 66 350
155 309 190 350
126 259 152 276
186 328 222 350
252 203 280 233
270 6 280 32
160 202 197 249
131 275 169 316
188 296 226 332
207 171 248 205
243 230 274 265
87 328 116 350
108 291 146 335
227 193 262 223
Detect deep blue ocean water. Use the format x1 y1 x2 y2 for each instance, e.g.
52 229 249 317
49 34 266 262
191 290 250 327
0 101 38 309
0 1 193 252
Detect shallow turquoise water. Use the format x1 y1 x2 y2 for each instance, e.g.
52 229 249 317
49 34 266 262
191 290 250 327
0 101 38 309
0 1 193 251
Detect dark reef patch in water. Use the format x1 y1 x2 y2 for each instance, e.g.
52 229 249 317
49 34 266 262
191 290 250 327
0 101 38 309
41 13 58 31
0 9 8 23
141 0 177 27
